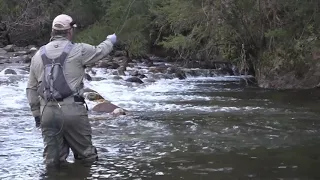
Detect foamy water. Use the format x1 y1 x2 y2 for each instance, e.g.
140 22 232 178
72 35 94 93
0 66 257 114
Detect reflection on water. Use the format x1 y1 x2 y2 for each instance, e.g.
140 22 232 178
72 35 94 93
0 66 320 180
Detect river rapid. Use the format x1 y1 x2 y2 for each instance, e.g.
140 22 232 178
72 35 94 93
0 62 320 180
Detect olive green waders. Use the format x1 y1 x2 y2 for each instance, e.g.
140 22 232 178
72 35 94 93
40 97 97 166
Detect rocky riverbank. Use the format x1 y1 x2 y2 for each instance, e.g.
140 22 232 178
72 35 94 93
0 44 244 82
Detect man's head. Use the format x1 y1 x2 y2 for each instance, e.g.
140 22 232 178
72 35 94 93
51 14 77 40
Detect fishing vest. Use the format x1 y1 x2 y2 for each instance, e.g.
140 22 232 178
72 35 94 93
38 41 74 101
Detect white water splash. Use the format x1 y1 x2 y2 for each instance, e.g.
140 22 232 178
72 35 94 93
0 65 258 113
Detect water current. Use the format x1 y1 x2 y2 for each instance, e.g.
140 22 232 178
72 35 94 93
0 63 320 180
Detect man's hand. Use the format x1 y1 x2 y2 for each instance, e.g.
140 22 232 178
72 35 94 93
107 33 117 44
35 116 41 128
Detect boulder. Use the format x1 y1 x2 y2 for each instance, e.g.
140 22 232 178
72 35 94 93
3 45 14 52
97 61 120 69
127 63 135 68
148 66 166 74
114 50 127 57
112 75 123 80
113 56 130 67
112 56 127 62
138 74 147 79
125 77 144 84
176 71 187 80
96 61 109 68
92 101 121 113
166 66 187 80
84 92 105 101
109 62 121 69
111 108 126 116
4 68 17 75
129 70 146 78
142 58 154 67
83 89 128 114
148 55 168 62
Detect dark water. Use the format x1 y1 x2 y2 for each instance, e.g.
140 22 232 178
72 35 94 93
1 68 320 180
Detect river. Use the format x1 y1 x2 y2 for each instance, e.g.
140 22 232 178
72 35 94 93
0 62 320 180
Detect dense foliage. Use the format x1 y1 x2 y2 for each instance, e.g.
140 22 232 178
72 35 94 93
1 0 319 87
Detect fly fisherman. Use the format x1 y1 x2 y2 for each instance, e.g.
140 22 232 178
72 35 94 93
26 14 117 167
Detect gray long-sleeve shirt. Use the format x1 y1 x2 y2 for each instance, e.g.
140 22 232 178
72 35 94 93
26 36 113 117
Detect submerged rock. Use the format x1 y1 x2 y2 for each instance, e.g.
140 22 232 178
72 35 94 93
125 77 144 84
111 108 126 116
166 66 187 80
83 90 128 114
114 50 127 57
129 70 147 79
4 68 17 75
112 75 123 80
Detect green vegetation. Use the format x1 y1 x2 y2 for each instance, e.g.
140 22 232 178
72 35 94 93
0 0 319 88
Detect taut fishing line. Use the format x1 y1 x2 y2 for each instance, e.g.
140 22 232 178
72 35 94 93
115 0 136 34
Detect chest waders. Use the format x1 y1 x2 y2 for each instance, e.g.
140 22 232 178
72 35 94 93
38 42 94 167
37 42 75 166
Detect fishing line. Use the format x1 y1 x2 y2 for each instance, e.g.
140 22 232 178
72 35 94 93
115 0 136 34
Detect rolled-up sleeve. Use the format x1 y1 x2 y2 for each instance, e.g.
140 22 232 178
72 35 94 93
26 57 41 117
80 39 114 66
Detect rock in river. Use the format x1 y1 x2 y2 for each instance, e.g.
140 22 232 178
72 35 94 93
125 77 144 84
83 91 128 114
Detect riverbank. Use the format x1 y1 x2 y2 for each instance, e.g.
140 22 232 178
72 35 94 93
2 43 320 91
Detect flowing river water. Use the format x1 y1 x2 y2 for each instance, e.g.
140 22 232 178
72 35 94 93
0 62 320 180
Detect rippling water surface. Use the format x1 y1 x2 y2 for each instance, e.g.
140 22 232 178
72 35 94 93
0 63 320 180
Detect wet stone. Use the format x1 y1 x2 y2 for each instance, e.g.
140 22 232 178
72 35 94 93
4 68 17 75
125 77 144 84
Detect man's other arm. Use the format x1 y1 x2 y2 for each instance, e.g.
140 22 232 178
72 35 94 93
26 56 41 118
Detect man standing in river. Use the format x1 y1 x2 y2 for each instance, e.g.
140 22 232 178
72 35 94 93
26 14 116 167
